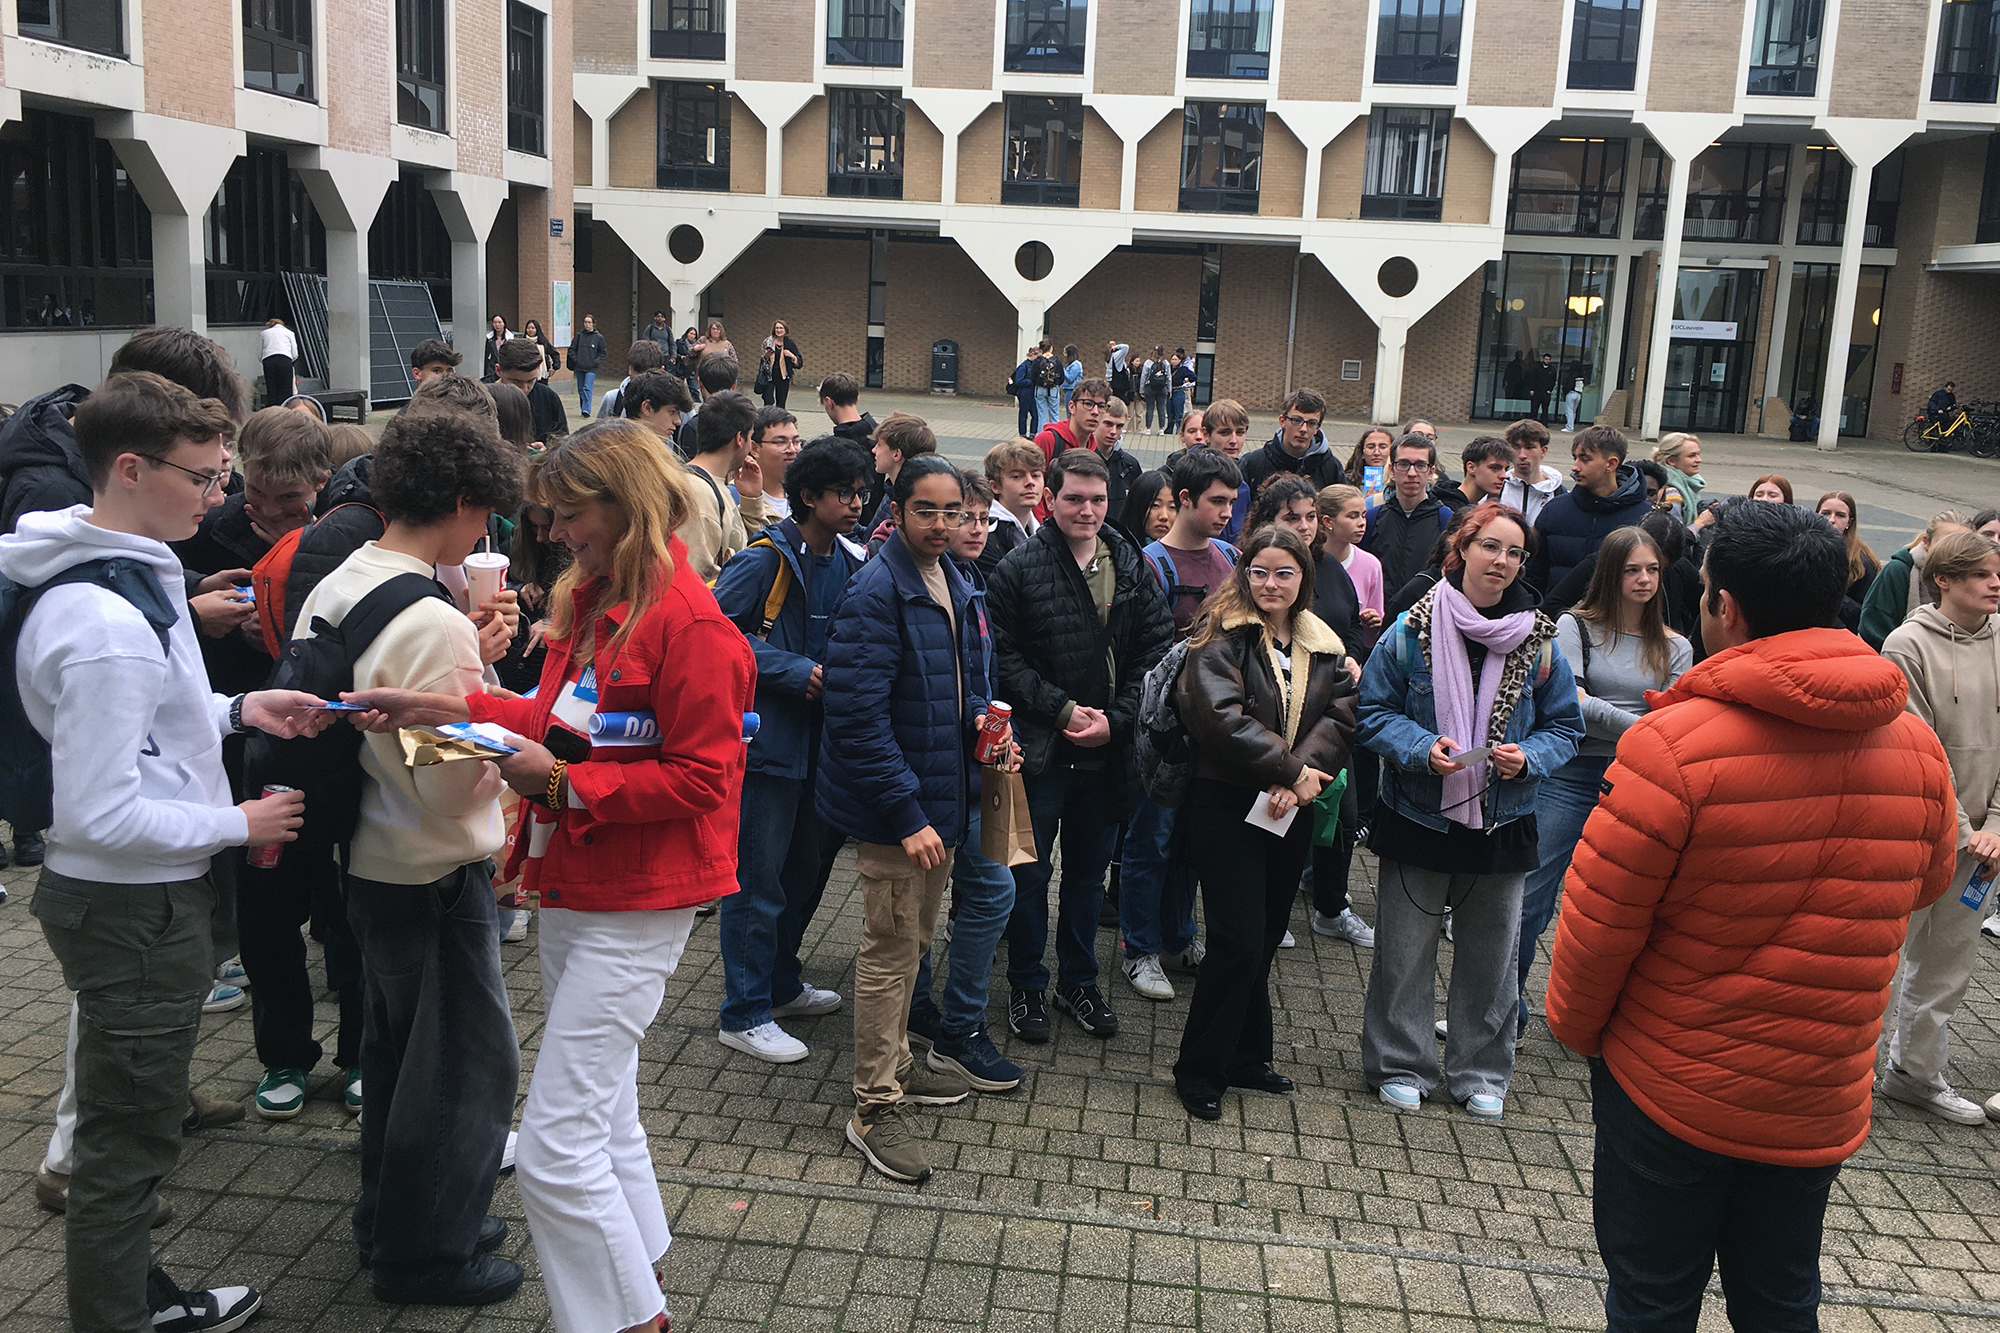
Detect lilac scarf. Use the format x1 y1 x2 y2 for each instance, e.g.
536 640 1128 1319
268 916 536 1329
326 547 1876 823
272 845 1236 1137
1429 577 1537 828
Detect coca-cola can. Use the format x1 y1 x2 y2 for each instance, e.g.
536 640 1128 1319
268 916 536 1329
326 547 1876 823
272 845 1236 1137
247 784 296 869
974 702 1013 766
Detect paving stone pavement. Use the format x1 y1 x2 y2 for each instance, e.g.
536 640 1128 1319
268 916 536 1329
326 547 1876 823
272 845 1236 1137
2 829 1999 1333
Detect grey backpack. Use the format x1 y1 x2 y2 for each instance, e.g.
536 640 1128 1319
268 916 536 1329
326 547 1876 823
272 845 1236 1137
1133 639 1194 807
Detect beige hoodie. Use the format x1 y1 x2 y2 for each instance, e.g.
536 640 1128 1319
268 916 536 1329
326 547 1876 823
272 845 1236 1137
1884 603 2000 850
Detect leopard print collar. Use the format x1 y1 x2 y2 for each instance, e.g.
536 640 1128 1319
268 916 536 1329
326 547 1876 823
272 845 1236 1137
1407 592 1560 748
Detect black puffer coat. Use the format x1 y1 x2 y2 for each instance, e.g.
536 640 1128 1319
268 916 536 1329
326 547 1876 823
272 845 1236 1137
283 454 387 635
0 385 90 535
987 521 1174 776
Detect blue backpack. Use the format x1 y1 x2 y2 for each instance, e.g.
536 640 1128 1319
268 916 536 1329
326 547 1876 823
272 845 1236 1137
0 559 177 833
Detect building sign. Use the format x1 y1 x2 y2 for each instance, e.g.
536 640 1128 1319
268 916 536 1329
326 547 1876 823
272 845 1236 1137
1670 319 1738 341
551 280 572 349
550 217 564 238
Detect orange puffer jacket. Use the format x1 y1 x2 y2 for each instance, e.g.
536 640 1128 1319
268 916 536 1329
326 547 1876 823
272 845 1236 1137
1546 627 1958 1167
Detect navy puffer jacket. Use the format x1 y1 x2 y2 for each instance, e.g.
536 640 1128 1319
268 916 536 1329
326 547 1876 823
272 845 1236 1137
815 534 991 848
1526 463 1650 593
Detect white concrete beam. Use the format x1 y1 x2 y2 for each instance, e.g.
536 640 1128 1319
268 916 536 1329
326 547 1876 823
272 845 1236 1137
1270 102 1362 223
427 172 511 345
907 88 998 208
574 74 648 198
731 80 822 198
1812 118 1919 451
1461 106 1551 231
1631 112 1738 441
292 148 399 394
100 114 244 334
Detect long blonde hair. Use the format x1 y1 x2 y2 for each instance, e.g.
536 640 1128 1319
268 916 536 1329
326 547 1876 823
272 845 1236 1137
1815 490 1879 586
530 418 696 665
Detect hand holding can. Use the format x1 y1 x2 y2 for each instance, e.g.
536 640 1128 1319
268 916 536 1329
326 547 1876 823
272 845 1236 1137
244 784 304 868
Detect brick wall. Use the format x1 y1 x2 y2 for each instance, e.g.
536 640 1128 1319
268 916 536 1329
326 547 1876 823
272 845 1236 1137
454 0 505 178
1292 256 1379 419
1466 0 1561 106
574 218 635 345
609 88 653 188
1082 110 1125 211
573 0 635 73
144 0 233 126
574 104 593 187
782 97 829 197
1134 111 1184 213
1046 247 1202 384
326 0 392 154
1645 0 1742 112
1440 120 1492 224
1869 139 1948 437
915 0 994 88
1879 137 2000 433
1279 0 1365 101
1745 256 1781 432
882 239 1013 392
959 105 1003 205
707 233 871 411
736 0 814 82
1261 113 1306 218
1319 119 1366 219
1401 268 1483 422
731 96 766 193
487 196 519 325
905 105 944 203
1829 0 1928 120
1093 0 1180 95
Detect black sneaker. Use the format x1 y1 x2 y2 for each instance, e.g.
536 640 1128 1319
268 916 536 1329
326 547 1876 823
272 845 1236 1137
13 830 44 867
1055 983 1120 1038
147 1266 262 1332
906 995 943 1054
360 1216 507 1269
370 1252 524 1307
1008 988 1050 1043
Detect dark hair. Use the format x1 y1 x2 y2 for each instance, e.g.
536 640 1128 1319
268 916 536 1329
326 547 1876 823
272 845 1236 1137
489 382 534 452
1280 388 1325 420
495 338 543 374
696 354 739 394
694 389 758 456
1573 526 1678 681
1047 446 1110 495
372 407 524 526
959 468 994 507
110 327 249 421
409 338 461 370
1702 499 1847 638
1631 458 1670 496
1392 433 1438 469
753 405 797 442
1639 507 1686 565
622 371 693 418
1504 418 1549 451
626 340 666 374
1572 424 1628 463
818 371 861 407
1246 474 1317 536
1168 446 1242 505
784 436 873 512
1462 435 1514 469
1070 377 1111 409
891 453 962 509
1118 468 1173 538
75 372 237 488
1063 344 1079 361
412 372 497 420
1345 426 1395 478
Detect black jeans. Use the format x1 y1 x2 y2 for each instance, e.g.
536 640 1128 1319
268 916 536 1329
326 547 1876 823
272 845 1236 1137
1174 786 1311 1098
1591 1060 1838 1333
238 844 362 1071
1310 769 1361 918
346 862 519 1280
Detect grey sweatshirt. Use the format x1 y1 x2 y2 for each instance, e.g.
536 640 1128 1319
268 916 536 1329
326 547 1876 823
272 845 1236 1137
1556 612 1694 756
1883 604 2000 850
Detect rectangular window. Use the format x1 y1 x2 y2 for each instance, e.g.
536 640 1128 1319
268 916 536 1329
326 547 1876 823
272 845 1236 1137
1634 139 1666 239
828 89 904 198
0 109 152 330
1179 102 1263 213
651 0 724 59
1187 0 1271 79
1361 106 1449 221
206 145 325 325
243 0 313 101
656 82 730 190
1003 95 1082 207
396 0 447 132
367 171 453 313
1196 244 1221 342
507 3 546 157
1979 132 2000 243
1507 136 1625 237
1777 262 1886 436
1788 146 1900 247
17 0 123 56
1374 0 1461 85
1568 0 1641 91
1684 142 1788 242
1934 0 2000 103
828 0 904 67
1005 0 1085 73
1472 253 1615 421
1747 0 1822 96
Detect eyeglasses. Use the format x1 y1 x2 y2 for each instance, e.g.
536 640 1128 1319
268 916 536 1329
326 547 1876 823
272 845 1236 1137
1390 460 1433 474
1246 566 1301 584
1280 414 1322 431
1073 397 1109 411
1470 537 1529 565
908 506 970 528
960 513 993 529
829 487 864 504
148 456 226 496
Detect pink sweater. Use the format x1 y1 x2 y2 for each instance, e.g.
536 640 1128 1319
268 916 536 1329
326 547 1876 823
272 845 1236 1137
1341 546 1385 617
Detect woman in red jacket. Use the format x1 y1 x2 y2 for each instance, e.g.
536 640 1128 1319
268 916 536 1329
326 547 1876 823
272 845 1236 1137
351 418 756 1333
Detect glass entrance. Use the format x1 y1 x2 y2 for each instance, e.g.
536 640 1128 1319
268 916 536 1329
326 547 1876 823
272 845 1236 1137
1661 266 1762 434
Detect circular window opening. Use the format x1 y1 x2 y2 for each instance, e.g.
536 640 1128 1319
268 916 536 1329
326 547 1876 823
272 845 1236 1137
1015 241 1054 283
1377 257 1419 299
668 225 704 265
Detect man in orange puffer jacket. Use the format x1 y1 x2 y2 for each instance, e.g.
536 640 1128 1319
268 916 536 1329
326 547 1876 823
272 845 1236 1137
1547 500 1959 1333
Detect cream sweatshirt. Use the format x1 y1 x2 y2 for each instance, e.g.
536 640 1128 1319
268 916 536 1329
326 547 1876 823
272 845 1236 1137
1884 604 2000 851
295 542 506 884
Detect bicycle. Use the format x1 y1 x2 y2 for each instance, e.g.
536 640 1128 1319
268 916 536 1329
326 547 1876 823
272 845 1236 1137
1905 405 1976 453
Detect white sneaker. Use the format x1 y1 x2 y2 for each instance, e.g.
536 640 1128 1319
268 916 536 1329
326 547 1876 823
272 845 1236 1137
1985 1090 2000 1120
1121 953 1174 1001
771 984 842 1018
1278 929 1296 949
500 1130 516 1174
1442 908 1454 942
1165 940 1207 971
1312 909 1375 946
1983 913 2000 939
202 981 246 1014
1880 1067 1987 1125
719 1022 809 1064
502 912 529 943
1434 1019 1449 1040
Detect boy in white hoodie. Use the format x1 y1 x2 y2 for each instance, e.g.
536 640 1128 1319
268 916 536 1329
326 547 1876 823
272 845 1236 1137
0 370 328 1333
1500 418 1566 525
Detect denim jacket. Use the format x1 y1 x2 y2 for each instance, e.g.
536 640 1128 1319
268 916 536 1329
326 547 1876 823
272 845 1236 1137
1357 601 1584 833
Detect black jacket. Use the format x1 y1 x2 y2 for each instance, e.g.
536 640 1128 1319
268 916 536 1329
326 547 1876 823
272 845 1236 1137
1103 447 1142 519
1429 479 1474 509
284 455 387 635
568 329 608 373
0 385 91 535
1311 551 1365 654
527 380 570 443
1527 464 1650 593
1240 434 1346 497
482 333 505 381
1362 493 1451 601
170 494 276 694
987 522 1174 776
833 412 882 515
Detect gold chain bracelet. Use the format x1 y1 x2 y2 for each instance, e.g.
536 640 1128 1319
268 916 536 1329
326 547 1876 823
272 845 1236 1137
546 759 567 811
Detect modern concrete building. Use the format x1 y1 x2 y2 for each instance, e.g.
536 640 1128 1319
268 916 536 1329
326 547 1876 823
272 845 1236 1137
0 0 571 407
568 0 2000 446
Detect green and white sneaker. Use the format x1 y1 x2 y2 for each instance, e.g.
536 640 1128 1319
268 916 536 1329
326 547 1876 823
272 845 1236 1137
342 1068 363 1117
254 1068 307 1121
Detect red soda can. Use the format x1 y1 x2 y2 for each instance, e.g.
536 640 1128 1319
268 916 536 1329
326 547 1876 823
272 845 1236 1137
974 702 1013 765
247 784 296 869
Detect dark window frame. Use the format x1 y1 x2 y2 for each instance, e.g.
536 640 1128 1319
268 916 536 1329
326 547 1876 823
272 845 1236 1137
1933 0 2000 103
1003 95 1082 207
1567 0 1641 91
1684 141 1789 242
1978 132 2000 243
1793 145 1901 249
1004 0 1085 73
1361 105 1450 221
827 88 905 198
827 0 904 67
1506 135 1625 237
395 0 447 131
1179 101 1263 214
0 108 153 330
650 0 725 60
506 2 546 157
242 0 314 101
1186 0 1272 79
1746 0 1822 96
367 170 453 313
205 145 325 327
1374 0 1461 86
657 80 731 191
17 0 124 57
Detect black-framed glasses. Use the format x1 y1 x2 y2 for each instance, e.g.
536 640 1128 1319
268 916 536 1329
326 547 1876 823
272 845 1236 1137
1390 460 1433 473
1280 413 1322 430
829 487 865 504
148 456 226 496
1073 396 1109 411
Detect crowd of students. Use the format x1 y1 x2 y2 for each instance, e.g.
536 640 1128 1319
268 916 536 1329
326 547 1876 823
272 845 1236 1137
0 327 1989 1333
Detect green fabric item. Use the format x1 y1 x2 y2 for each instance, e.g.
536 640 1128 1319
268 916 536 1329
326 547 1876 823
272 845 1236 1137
1310 767 1351 847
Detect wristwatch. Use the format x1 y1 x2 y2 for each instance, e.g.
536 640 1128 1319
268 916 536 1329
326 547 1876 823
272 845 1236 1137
228 694 250 734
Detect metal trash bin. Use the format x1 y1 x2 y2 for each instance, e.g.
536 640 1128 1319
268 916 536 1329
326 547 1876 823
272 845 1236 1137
930 339 959 394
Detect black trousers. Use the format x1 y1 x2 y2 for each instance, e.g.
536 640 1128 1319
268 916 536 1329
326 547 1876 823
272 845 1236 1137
238 845 363 1071
263 354 295 407
1174 784 1311 1098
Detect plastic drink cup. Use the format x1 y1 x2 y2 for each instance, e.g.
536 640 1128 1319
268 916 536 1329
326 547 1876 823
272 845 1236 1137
464 550 509 610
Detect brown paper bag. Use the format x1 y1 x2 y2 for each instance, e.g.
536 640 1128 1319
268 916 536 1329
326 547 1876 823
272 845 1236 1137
981 765 1038 867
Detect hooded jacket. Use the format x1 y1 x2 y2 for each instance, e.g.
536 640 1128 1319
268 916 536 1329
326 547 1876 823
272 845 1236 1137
1546 628 1959 1167
1527 463 1650 593
1240 433 1346 495
1858 544 1920 651
1883 605 2000 851
1179 608 1357 790
1498 465 1565 526
0 385 91 536
568 328 608 374
282 454 385 636
0 506 249 882
1361 492 1451 599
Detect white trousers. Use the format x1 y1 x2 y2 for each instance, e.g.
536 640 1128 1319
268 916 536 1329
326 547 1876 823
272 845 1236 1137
45 997 77 1175
516 906 695 1333
1886 852 1984 1088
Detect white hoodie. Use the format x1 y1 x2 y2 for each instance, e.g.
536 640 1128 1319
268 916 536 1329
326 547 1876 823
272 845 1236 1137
1499 465 1566 526
0 505 247 883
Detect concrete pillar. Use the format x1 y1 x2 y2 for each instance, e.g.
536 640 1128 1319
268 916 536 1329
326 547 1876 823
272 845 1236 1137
1372 316 1410 427
428 172 509 350
1812 121 1917 450
1639 153 1690 443
293 149 398 394
100 115 244 335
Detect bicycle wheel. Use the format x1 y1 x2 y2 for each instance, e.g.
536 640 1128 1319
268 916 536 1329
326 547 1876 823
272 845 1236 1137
1905 418 1936 452
1972 418 2000 459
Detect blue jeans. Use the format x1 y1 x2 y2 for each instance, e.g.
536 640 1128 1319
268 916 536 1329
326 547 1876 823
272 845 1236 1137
913 807 1017 1036
1006 766 1118 991
1016 392 1035 437
1517 754 1611 1024
1034 386 1062 434
1118 794 1196 959
575 370 596 415
1167 389 1187 434
720 768 844 1032
1591 1060 1837 1332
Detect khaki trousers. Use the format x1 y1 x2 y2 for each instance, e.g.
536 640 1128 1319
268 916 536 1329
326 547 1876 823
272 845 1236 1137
852 840 954 1110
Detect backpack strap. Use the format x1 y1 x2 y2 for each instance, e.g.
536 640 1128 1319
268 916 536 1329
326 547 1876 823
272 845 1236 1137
323 572 453 665
24 558 177 655
742 536 794 639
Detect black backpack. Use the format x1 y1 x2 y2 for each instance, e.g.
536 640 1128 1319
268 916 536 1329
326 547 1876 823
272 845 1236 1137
0 558 177 833
244 572 452 851
1034 355 1063 389
1147 361 1170 393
